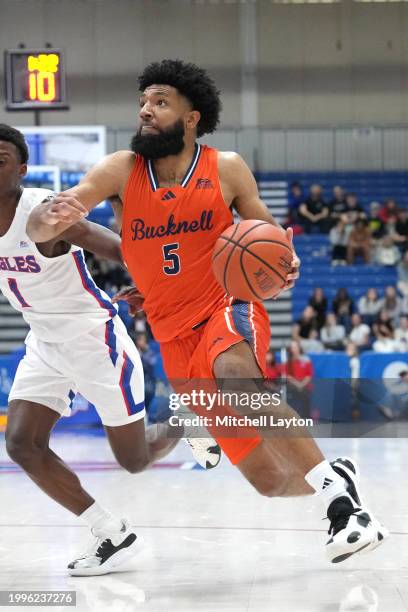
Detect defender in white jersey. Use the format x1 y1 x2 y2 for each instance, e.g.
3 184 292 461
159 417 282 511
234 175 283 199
4 186 146 425
1 125 220 577
0 189 145 427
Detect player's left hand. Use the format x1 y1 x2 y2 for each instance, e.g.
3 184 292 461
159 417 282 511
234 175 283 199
273 227 300 299
112 286 145 316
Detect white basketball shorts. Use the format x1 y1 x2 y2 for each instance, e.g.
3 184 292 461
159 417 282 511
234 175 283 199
8 315 145 427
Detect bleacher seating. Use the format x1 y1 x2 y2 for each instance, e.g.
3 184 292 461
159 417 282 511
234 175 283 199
256 170 408 209
292 234 397 320
256 171 405 332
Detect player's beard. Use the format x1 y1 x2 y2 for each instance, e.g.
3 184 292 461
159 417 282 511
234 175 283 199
130 119 185 160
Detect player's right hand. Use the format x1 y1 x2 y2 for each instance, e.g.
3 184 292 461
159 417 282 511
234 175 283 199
112 286 145 316
42 193 88 226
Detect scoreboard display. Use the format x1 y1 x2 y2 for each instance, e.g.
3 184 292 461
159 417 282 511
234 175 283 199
4 48 68 111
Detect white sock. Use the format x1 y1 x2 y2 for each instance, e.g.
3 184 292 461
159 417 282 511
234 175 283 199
305 460 352 510
80 501 123 534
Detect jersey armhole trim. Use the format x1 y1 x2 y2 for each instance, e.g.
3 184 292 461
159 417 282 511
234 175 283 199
214 149 233 212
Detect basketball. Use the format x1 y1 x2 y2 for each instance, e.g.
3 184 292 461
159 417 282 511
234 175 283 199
212 220 293 301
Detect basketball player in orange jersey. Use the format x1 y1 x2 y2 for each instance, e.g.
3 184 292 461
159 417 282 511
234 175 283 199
27 59 388 563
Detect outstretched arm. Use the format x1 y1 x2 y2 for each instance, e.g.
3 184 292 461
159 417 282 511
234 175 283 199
58 219 123 264
26 151 134 242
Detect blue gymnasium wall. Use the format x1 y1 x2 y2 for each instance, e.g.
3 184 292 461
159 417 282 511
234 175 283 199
1 351 407 427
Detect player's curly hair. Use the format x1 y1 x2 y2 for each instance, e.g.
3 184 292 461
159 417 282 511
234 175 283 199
138 59 221 138
0 124 29 164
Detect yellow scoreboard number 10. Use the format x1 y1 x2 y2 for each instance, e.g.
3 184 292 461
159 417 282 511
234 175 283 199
4 48 68 111
28 53 59 103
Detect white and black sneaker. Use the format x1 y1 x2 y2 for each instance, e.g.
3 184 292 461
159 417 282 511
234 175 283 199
331 457 389 554
68 518 141 576
185 438 222 469
331 457 363 506
325 457 389 563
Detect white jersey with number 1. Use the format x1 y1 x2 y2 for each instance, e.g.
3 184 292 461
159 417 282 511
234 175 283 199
0 187 117 343
0 187 145 427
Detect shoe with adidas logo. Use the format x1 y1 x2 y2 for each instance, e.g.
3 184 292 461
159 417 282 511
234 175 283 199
325 457 389 563
68 518 141 576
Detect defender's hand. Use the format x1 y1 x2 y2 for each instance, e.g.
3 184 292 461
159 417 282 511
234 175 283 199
42 193 88 226
112 286 145 316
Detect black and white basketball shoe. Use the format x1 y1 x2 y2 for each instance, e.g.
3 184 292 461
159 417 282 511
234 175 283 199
185 437 222 469
68 518 141 576
325 457 389 563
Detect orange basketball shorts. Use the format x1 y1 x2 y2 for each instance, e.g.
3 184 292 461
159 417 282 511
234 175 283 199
160 299 270 465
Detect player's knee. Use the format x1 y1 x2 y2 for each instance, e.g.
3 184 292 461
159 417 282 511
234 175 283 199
117 452 150 474
5 430 43 466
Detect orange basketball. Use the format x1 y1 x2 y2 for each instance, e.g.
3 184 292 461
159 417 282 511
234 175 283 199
212 220 293 301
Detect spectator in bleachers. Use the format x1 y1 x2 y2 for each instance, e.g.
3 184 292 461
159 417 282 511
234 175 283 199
378 370 408 420
343 193 366 229
346 341 360 379
332 287 354 331
281 340 314 419
358 288 382 327
329 185 347 226
288 181 304 223
346 219 371 264
375 235 400 266
265 351 281 392
372 309 395 344
367 201 386 241
308 287 327 328
292 305 319 341
300 329 324 353
345 341 361 419
395 315 408 352
392 208 408 253
397 251 408 313
379 198 399 225
329 219 351 265
372 329 398 353
298 184 329 234
320 313 346 351
379 286 401 324
349 313 372 352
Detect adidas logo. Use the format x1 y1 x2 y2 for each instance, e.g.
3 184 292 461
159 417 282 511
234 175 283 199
161 191 176 201
196 178 213 190
322 477 333 489
19 240 29 248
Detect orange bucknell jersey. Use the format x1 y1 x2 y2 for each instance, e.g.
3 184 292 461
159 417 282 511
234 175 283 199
121 144 233 342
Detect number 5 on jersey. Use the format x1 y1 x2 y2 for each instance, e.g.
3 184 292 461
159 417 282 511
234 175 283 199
162 243 181 275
